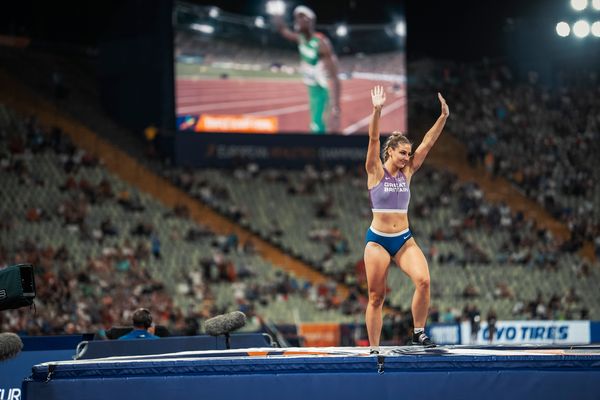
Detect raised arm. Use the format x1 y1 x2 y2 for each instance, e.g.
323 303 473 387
366 86 386 181
410 93 450 173
318 36 341 132
272 16 299 43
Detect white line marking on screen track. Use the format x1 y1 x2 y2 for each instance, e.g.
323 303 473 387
246 103 310 116
245 90 371 116
177 94 311 113
177 84 370 114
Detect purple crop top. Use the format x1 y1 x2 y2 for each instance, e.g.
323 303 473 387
369 168 410 213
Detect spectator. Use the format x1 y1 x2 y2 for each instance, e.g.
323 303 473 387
486 308 497 344
465 304 481 344
151 234 161 259
118 308 159 340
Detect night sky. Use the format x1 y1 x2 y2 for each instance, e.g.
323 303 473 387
1 0 598 61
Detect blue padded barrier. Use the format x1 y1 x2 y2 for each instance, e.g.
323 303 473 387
75 333 274 359
23 346 600 400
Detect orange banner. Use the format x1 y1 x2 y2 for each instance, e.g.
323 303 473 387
195 114 278 133
298 323 340 347
0 35 31 48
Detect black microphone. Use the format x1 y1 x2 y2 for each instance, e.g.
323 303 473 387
0 332 23 362
204 311 247 349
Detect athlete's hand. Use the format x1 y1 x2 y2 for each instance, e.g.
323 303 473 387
371 85 386 110
271 15 285 31
438 92 449 118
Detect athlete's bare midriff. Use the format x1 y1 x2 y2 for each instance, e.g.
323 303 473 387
371 212 410 234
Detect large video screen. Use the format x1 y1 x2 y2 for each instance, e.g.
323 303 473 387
174 1 406 135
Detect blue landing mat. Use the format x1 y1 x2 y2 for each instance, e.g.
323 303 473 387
23 346 600 400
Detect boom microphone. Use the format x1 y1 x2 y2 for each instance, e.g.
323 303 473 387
0 332 23 362
204 311 246 349
205 311 247 337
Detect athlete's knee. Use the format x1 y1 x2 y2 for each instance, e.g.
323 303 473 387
414 275 430 291
368 290 386 308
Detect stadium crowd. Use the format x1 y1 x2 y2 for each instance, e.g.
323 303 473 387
420 60 600 259
0 108 366 338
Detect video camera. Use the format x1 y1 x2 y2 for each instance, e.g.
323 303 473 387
0 264 36 312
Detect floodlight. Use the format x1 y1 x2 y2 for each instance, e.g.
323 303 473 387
556 21 570 37
336 24 348 37
191 24 215 34
571 0 588 11
266 0 286 16
573 20 590 37
255 16 266 28
209 7 220 18
591 21 600 37
395 21 406 36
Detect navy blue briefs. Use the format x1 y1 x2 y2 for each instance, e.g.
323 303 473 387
365 226 412 256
